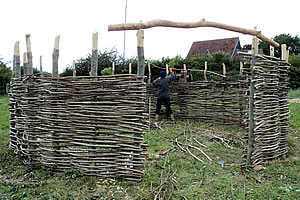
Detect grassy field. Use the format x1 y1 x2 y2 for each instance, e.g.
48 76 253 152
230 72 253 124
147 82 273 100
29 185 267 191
288 88 300 99
0 95 299 199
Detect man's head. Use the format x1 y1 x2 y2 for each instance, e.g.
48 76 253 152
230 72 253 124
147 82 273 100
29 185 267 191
160 71 166 78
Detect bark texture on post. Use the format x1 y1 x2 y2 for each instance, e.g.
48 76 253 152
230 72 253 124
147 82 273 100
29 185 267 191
52 36 60 78
13 41 21 78
23 52 28 75
137 29 145 76
26 34 33 75
40 56 43 77
72 60 76 77
91 32 98 76
247 35 258 166
281 44 287 61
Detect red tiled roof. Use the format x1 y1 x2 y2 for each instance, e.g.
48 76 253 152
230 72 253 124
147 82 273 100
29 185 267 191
187 37 240 58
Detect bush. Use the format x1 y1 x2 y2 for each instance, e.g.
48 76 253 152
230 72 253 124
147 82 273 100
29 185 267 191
0 59 11 94
288 55 300 89
101 67 112 75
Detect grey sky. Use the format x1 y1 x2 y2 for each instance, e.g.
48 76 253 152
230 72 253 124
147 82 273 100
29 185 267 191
1 0 299 73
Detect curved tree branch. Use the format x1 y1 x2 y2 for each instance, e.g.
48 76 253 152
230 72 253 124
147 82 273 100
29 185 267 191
108 19 279 48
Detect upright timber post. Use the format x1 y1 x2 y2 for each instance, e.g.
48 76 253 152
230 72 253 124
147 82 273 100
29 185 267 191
129 63 132 74
137 29 145 76
52 36 60 78
222 63 226 77
204 61 207 81
72 60 76 77
239 61 243 76
91 32 98 76
183 64 187 82
166 64 169 75
270 46 275 57
40 56 43 77
148 62 151 131
26 34 33 75
247 30 258 167
281 44 287 61
13 41 21 78
112 62 115 75
23 52 28 75
147 62 151 84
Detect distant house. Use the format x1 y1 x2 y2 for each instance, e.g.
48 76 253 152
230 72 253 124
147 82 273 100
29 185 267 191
187 37 242 59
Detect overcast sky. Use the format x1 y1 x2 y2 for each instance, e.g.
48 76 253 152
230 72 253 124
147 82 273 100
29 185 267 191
1 0 299 73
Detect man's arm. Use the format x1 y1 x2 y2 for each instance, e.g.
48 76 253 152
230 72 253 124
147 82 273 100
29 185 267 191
152 77 161 87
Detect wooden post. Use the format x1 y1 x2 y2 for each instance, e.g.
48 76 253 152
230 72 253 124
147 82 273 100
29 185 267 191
129 63 132 74
137 29 145 76
281 44 287 61
147 62 151 84
247 35 257 167
72 60 76 77
112 62 115 75
52 36 60 78
148 62 151 131
26 34 33 74
286 50 289 62
204 61 207 81
40 55 43 77
240 61 243 76
91 32 98 76
166 64 169 75
222 63 226 76
270 46 275 57
183 64 187 82
23 52 28 75
13 41 21 78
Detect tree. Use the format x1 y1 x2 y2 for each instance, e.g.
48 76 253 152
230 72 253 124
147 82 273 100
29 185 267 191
0 59 12 94
288 55 300 89
60 48 129 77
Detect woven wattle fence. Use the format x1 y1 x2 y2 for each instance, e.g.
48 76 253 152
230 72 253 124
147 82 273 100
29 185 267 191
9 75 148 181
147 76 249 127
242 54 290 166
8 53 290 178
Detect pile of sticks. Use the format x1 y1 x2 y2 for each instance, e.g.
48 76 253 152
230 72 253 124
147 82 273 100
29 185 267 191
9 75 148 181
147 76 249 127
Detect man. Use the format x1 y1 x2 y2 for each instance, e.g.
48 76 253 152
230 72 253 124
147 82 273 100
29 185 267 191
152 68 175 120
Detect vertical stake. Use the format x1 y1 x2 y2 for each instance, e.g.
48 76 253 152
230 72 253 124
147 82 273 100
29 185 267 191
247 34 257 167
91 32 98 77
270 46 275 57
129 63 132 74
72 60 76 77
26 34 33 74
137 29 145 76
40 56 43 77
148 62 151 84
240 61 243 76
222 63 226 77
13 41 21 78
52 36 60 78
281 44 287 61
183 64 187 82
204 61 208 81
166 64 169 75
23 52 28 75
112 62 115 75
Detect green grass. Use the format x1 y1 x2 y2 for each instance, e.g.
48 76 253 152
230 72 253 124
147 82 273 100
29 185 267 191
288 88 300 98
1 95 300 199
290 103 300 129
